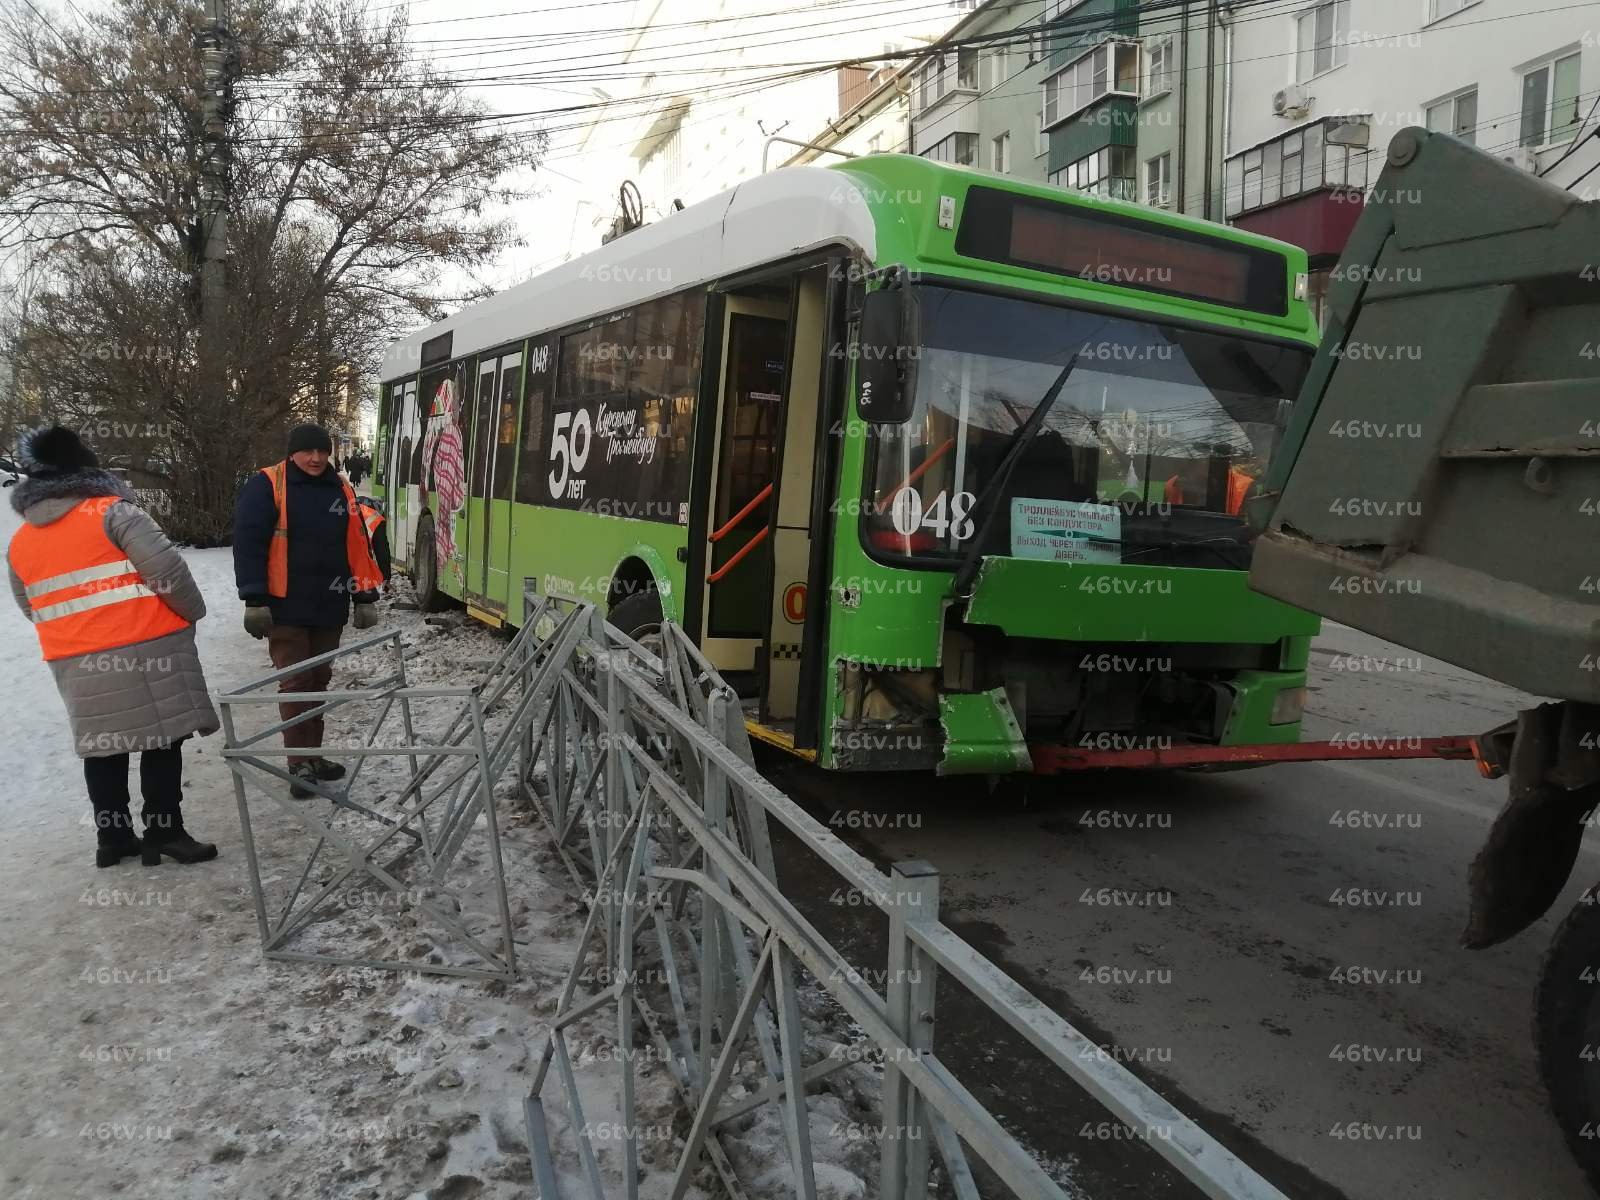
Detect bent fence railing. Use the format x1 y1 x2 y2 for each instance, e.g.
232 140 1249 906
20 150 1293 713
215 601 592 981
216 583 1288 1198
513 587 1290 1200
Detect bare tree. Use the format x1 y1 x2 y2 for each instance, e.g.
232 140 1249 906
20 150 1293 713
0 0 542 541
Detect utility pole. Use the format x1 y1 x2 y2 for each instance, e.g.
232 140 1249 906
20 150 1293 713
194 0 238 534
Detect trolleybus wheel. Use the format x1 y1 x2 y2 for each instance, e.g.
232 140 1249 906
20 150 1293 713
412 513 453 613
610 590 663 659
1536 889 1600 1194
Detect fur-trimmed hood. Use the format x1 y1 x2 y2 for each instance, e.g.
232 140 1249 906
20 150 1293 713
10 468 135 525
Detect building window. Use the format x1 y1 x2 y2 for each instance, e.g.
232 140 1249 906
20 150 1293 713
1281 129 1304 194
1146 36 1175 98
985 44 1009 91
955 47 978 91
1521 52 1582 147
1042 41 1141 128
1425 88 1478 145
992 131 1010 173
916 58 940 111
922 132 977 166
1144 152 1171 207
915 47 978 111
1049 145 1136 200
1037 112 1049 156
1225 117 1372 218
1295 1 1349 83
1427 0 1478 21
868 131 883 154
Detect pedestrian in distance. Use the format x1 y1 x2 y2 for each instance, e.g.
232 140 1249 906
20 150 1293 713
6 425 220 868
232 423 385 798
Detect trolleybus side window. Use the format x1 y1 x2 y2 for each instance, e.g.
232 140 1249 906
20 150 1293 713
515 334 557 506
541 292 704 523
375 386 391 485
492 357 521 500
470 359 495 495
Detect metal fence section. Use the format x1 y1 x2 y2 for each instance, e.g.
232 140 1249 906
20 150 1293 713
515 588 1291 1200
216 599 588 981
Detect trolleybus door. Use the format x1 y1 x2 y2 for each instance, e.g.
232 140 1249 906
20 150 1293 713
761 270 827 726
700 297 788 676
463 358 495 613
389 378 418 564
483 350 523 613
463 350 523 621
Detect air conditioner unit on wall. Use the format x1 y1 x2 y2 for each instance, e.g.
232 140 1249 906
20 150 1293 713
1272 85 1312 119
1500 146 1538 173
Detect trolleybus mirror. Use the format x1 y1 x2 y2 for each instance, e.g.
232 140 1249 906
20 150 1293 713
856 286 917 425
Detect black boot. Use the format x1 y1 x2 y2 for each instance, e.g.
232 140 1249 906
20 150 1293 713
141 810 218 866
310 757 346 782
95 822 142 868
289 762 319 800
138 742 216 864
85 757 141 868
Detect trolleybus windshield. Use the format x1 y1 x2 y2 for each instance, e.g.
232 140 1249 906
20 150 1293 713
864 284 1312 568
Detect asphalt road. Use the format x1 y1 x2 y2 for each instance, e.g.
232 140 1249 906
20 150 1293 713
761 622 1593 1199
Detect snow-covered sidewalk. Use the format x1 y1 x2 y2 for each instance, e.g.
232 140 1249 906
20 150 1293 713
0 487 910 1200
0 498 674 1200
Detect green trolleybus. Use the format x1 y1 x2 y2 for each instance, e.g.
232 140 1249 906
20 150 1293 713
374 155 1321 774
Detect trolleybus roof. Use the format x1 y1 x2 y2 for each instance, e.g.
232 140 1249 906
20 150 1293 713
380 165 879 382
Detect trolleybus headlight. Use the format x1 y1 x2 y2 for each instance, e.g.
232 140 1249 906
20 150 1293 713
1270 686 1308 725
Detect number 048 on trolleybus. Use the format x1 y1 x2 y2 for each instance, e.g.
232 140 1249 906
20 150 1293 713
373 155 1323 775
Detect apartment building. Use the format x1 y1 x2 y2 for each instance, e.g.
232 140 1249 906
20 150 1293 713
568 0 964 236
1132 0 1232 219
779 65 915 167
1039 0 1141 196
1224 0 1600 317
905 2 1228 214
909 0 1050 179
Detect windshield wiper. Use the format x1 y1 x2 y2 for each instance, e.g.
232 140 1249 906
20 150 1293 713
949 354 1081 601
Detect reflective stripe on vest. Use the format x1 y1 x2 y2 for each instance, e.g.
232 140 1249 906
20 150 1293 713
261 461 385 599
7 498 190 661
23 557 139 600
357 500 384 538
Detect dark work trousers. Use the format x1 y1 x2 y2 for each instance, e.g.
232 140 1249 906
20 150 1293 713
267 625 344 766
84 740 186 841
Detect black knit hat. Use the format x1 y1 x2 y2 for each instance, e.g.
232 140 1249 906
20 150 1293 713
287 423 333 455
20 424 98 475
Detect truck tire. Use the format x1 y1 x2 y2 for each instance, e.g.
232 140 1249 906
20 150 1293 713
610 590 663 656
1536 889 1600 1194
412 513 453 613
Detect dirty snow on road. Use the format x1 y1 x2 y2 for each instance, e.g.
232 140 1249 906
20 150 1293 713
0 494 887 1200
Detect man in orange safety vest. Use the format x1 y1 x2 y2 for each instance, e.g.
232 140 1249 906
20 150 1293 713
232 424 384 798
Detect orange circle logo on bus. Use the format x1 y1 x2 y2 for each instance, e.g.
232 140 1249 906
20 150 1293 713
783 583 806 624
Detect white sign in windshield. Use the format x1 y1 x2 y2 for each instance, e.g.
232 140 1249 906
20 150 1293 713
1010 498 1122 564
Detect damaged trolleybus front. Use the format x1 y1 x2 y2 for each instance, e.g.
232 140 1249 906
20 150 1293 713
826 169 1323 774
372 156 1321 775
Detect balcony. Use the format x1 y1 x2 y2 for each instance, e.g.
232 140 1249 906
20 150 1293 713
1225 115 1373 220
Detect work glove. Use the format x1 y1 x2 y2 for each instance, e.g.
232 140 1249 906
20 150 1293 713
243 605 273 639
351 602 379 630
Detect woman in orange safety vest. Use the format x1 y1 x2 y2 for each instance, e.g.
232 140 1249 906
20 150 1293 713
6 426 219 868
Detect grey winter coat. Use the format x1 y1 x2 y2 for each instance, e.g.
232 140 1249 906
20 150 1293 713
7 469 220 758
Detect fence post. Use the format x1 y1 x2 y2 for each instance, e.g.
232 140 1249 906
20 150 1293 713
601 640 626 959
880 859 940 1200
